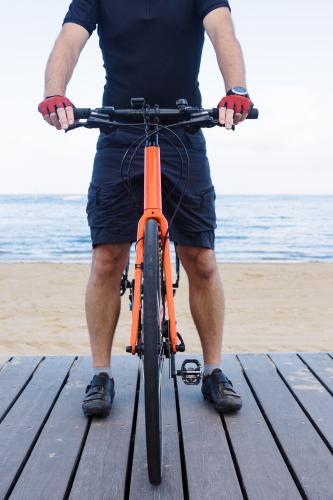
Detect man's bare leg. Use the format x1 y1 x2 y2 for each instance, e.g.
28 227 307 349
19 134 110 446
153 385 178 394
176 246 242 411
176 246 224 364
85 243 130 369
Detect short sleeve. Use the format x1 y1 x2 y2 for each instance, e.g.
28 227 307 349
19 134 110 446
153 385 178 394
63 0 99 36
196 0 231 20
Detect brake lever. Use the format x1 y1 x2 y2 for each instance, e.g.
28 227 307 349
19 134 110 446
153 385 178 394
168 116 235 131
65 117 116 132
65 122 85 133
87 116 116 127
212 119 235 131
176 111 235 130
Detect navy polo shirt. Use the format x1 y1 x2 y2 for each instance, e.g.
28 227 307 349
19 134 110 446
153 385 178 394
63 0 230 108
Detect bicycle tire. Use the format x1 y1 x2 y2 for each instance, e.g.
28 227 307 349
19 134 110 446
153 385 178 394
143 218 163 485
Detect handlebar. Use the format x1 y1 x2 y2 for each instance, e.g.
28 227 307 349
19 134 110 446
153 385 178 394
74 108 92 120
74 106 258 121
246 108 259 119
69 100 259 131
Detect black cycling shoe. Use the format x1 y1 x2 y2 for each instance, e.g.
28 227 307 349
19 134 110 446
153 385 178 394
202 369 242 413
82 372 115 417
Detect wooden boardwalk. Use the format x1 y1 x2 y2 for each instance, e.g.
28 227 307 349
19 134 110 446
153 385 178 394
0 353 333 499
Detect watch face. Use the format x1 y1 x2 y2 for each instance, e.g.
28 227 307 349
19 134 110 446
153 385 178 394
232 86 248 95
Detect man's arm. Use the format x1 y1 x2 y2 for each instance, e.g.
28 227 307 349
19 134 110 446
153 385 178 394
41 23 89 130
204 7 248 128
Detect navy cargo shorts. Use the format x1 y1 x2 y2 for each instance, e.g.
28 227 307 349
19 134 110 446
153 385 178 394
86 126 217 249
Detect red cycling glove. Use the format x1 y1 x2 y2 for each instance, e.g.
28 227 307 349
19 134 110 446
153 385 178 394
217 95 251 115
38 95 74 117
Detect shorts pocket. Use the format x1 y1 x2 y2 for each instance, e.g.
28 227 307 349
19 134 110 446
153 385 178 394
97 128 143 149
86 182 117 214
85 180 140 230
174 184 216 233
184 129 207 152
96 129 121 151
182 185 215 211
199 185 216 209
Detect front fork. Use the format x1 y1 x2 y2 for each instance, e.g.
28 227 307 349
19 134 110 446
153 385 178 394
123 250 203 385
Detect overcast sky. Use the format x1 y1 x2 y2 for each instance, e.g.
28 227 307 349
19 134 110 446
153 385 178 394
0 0 332 194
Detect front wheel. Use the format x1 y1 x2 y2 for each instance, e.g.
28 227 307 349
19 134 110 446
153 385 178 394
143 219 163 485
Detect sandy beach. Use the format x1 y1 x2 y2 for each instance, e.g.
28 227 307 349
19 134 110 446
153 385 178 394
0 263 332 356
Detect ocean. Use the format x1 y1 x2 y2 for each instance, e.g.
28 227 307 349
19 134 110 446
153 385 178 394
0 195 332 262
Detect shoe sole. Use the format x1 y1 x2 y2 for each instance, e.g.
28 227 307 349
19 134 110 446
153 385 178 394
203 393 242 413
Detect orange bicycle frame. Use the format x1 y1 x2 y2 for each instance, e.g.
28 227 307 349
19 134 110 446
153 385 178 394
129 144 178 354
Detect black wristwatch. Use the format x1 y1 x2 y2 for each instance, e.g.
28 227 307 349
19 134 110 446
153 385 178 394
227 86 249 98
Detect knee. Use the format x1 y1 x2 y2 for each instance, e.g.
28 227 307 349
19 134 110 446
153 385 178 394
178 247 217 282
91 244 129 286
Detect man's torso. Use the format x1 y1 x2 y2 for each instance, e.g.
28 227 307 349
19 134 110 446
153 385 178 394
65 0 206 107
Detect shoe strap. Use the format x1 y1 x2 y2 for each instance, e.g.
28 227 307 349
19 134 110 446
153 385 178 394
85 375 111 394
84 383 108 398
212 372 235 391
222 383 236 393
91 374 110 387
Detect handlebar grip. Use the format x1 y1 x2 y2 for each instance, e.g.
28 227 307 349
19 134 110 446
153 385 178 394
213 107 259 120
247 108 259 119
74 108 91 120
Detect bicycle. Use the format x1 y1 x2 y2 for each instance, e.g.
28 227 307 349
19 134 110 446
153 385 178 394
68 98 258 484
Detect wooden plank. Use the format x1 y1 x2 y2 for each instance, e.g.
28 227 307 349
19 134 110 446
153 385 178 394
0 356 42 420
129 362 183 499
298 352 333 393
270 353 333 449
239 353 333 499
222 355 301 500
0 356 10 370
176 356 243 500
10 357 91 500
69 356 140 500
0 356 74 498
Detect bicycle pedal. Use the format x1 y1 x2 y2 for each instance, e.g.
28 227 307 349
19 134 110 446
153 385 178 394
177 359 202 385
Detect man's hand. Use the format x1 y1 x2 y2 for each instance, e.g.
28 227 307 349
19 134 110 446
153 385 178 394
217 95 251 130
38 95 75 130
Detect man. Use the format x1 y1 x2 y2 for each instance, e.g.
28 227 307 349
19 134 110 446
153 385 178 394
38 0 252 416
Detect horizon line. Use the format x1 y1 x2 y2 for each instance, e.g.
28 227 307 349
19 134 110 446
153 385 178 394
0 192 333 197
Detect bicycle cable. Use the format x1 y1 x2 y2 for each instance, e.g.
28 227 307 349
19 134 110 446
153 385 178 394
119 127 149 215
153 123 191 236
123 128 160 213
101 120 192 277
157 129 185 205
